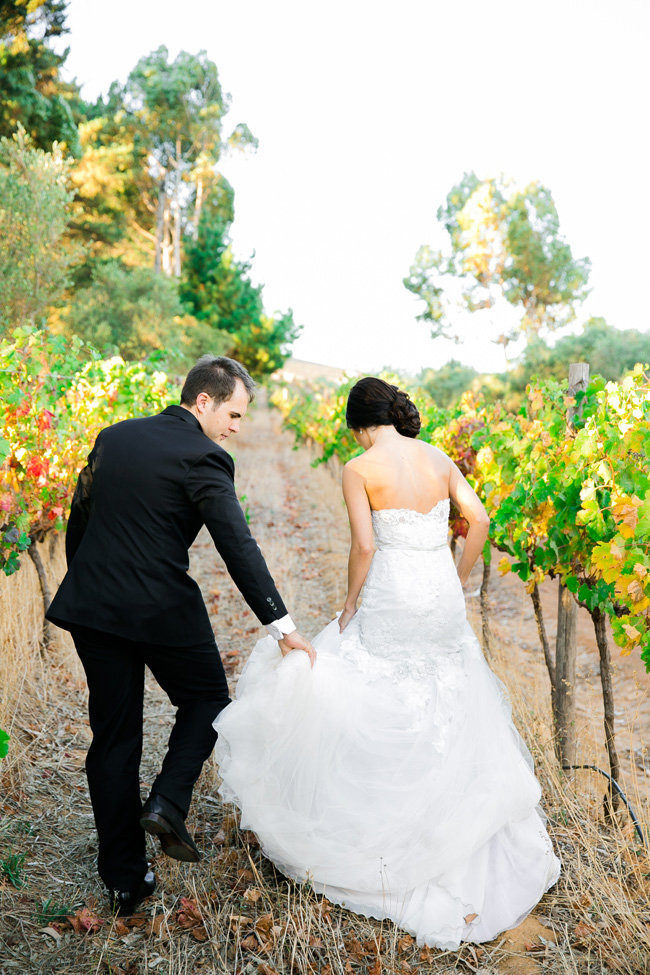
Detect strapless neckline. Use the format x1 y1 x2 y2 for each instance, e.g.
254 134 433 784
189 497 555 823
371 497 450 518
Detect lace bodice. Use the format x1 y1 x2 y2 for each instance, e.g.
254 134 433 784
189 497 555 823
337 494 468 702
371 497 451 550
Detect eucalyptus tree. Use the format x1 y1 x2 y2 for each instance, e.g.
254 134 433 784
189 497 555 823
117 46 256 277
404 172 591 354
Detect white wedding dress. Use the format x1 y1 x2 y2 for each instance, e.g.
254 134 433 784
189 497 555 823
213 498 560 949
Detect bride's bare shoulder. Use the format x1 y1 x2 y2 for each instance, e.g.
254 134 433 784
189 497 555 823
417 440 453 468
344 453 366 473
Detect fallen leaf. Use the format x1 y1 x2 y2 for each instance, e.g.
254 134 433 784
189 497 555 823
67 906 104 934
255 913 274 938
524 939 544 952
344 936 370 960
229 914 254 931
177 896 202 924
148 914 165 937
243 886 262 903
464 912 478 924
126 915 147 929
175 896 208 940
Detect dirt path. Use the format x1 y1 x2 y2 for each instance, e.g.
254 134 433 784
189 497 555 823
1 398 647 974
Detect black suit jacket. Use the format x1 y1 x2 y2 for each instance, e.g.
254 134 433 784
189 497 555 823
46 405 287 646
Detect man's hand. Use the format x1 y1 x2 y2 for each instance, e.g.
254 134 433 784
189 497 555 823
278 630 316 668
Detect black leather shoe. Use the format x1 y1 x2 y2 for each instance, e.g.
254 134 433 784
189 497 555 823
109 869 156 915
139 794 201 863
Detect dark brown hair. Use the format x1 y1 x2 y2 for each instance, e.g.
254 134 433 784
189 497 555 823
181 355 256 406
346 377 421 438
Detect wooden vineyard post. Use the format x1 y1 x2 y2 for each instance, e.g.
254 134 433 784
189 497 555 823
554 362 589 768
554 582 577 766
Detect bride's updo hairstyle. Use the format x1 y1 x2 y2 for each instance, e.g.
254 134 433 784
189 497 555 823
346 377 421 438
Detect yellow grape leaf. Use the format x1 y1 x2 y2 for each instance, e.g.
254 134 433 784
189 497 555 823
611 494 642 535
580 482 596 503
498 556 511 576
623 623 641 644
634 563 648 579
529 387 543 413
615 578 629 599
627 578 646 603
602 565 622 585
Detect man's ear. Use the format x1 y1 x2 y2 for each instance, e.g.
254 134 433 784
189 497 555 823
195 392 210 413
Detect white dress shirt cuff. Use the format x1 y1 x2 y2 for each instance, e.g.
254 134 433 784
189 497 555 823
265 614 296 641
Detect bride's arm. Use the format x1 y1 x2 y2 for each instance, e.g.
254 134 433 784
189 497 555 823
448 460 490 587
340 464 374 632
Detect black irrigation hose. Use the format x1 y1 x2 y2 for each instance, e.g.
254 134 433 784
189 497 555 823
562 764 648 849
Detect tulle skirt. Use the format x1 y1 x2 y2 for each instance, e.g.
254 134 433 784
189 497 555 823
213 616 560 949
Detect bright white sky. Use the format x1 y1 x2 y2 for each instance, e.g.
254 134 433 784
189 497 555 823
60 0 650 375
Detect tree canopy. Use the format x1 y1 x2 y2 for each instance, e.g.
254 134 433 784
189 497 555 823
0 127 78 331
108 45 257 277
0 1 80 154
405 172 591 353
0 7 302 375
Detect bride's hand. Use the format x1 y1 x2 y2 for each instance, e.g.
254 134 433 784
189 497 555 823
338 604 357 633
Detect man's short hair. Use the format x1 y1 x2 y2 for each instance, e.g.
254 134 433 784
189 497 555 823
180 355 256 407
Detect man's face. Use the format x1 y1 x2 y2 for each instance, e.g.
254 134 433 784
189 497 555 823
196 379 250 443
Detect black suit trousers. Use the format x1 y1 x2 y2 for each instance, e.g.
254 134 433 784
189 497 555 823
71 626 231 890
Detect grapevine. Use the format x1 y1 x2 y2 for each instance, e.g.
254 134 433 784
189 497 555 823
271 368 650 670
0 327 178 576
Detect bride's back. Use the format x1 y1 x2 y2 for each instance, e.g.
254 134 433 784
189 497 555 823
349 436 449 513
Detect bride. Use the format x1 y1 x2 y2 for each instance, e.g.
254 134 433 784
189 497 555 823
213 377 560 950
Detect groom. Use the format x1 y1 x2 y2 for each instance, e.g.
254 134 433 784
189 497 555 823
47 354 314 913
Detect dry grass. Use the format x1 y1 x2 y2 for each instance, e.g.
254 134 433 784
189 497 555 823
0 536 79 792
1 397 649 975
483 610 650 975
